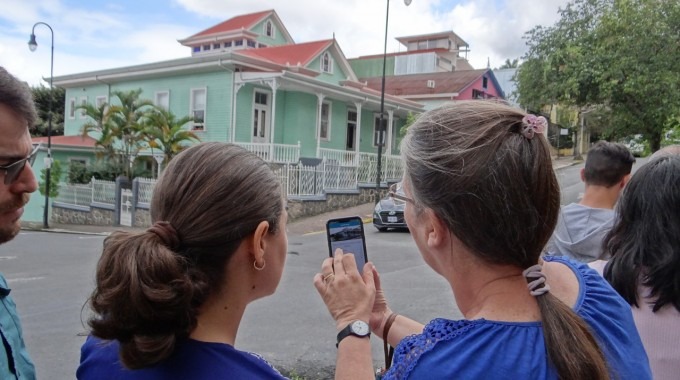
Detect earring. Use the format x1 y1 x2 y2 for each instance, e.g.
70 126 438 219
253 259 265 271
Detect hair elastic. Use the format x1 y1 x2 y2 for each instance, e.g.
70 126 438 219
147 221 181 251
522 264 550 296
521 114 548 140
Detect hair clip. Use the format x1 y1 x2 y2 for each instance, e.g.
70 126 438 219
521 114 548 140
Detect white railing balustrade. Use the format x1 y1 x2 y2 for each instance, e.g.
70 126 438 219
323 159 358 190
54 182 94 207
319 148 360 166
135 177 156 206
235 142 300 163
92 178 116 205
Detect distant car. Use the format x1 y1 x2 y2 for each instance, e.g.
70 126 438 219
372 183 408 232
622 134 645 157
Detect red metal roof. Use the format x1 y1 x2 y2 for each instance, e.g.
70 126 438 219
360 69 488 96
237 40 332 67
32 135 97 148
191 10 272 38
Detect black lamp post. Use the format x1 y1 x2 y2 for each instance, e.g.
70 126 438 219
376 0 412 198
28 22 54 229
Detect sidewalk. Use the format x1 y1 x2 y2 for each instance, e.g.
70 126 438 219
21 157 579 236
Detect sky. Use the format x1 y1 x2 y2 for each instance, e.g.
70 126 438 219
0 0 571 87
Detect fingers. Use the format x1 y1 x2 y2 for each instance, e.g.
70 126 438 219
362 262 376 293
333 248 347 275
371 263 382 291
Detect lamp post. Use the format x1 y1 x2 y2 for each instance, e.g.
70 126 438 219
28 22 54 229
376 0 411 199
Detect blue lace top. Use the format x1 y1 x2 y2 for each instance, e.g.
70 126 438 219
383 256 652 379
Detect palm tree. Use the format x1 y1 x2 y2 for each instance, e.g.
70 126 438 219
142 107 200 170
107 89 155 178
79 102 121 170
498 58 519 69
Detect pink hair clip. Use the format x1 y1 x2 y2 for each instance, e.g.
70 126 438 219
521 114 548 140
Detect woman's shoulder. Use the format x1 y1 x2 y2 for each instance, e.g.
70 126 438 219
385 318 550 379
77 336 287 380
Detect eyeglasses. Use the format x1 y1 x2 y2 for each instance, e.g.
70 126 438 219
1 144 41 185
389 182 415 205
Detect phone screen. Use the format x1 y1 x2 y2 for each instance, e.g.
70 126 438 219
326 216 368 270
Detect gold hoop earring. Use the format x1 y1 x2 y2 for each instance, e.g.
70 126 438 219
253 259 265 271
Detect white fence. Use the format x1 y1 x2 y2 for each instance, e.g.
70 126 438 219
55 178 116 207
53 150 402 204
236 142 301 164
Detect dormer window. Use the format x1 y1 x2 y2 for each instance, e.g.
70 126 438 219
213 43 220 49
247 40 256 48
193 46 200 53
483 76 488 90
321 52 332 74
224 41 232 48
203 44 211 51
265 20 274 38
235 40 243 47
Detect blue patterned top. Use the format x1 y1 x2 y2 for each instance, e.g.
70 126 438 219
383 256 652 379
77 335 287 380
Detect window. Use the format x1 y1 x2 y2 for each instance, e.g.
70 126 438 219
418 40 427 50
319 102 331 140
321 52 332 73
258 43 267 48
193 46 200 53
155 91 169 110
203 44 211 51
346 109 357 150
373 114 388 147
235 39 243 47
190 88 207 131
69 98 76 119
79 97 87 119
224 41 232 48
95 96 107 108
213 43 221 49
69 157 87 167
247 39 256 48
264 20 274 37
482 76 489 90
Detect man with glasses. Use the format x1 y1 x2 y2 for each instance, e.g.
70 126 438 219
0 66 38 379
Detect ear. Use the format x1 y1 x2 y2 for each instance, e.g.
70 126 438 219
580 168 586 182
620 173 632 188
424 209 449 250
249 221 270 266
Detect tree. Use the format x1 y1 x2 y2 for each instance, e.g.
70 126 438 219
142 108 200 165
497 58 519 69
516 0 680 152
31 85 65 137
107 89 155 177
38 159 62 198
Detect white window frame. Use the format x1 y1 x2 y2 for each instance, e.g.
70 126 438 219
264 20 275 38
319 101 331 141
190 88 207 131
321 52 333 74
68 157 88 166
79 97 88 119
95 96 107 109
346 108 357 150
69 98 76 119
252 89 271 142
154 91 170 110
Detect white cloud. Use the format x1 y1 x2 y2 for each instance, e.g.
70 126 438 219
1 0 572 85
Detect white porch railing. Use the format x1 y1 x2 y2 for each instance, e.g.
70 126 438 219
319 148 360 166
235 141 300 164
357 152 403 183
54 177 117 207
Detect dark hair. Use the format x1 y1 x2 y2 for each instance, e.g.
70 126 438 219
603 155 680 312
401 101 609 380
0 66 38 128
583 141 635 187
87 142 283 369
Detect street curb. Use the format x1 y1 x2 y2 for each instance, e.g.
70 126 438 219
554 161 582 171
21 226 111 236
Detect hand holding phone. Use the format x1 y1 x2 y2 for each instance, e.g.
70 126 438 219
326 216 368 270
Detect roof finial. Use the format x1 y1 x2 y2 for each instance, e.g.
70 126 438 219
487 57 490 69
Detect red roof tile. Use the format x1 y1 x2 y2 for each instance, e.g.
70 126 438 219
192 10 272 38
32 135 97 148
237 40 332 67
360 69 487 96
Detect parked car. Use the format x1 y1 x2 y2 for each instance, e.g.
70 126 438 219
621 134 645 157
373 183 408 232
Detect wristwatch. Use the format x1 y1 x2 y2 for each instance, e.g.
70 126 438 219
336 320 371 348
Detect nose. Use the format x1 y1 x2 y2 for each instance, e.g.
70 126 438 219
10 161 38 194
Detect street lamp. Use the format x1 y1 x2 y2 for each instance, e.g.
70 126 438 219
376 0 411 199
28 22 54 229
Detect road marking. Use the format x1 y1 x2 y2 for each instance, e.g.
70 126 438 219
7 276 45 284
78 236 106 240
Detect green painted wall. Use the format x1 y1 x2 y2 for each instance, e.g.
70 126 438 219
348 57 395 78
251 17 289 46
64 70 234 144
279 92 317 156
308 51 348 84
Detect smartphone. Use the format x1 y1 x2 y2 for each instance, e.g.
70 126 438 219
326 216 369 270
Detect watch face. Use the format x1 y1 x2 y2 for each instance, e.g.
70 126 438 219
350 321 370 336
